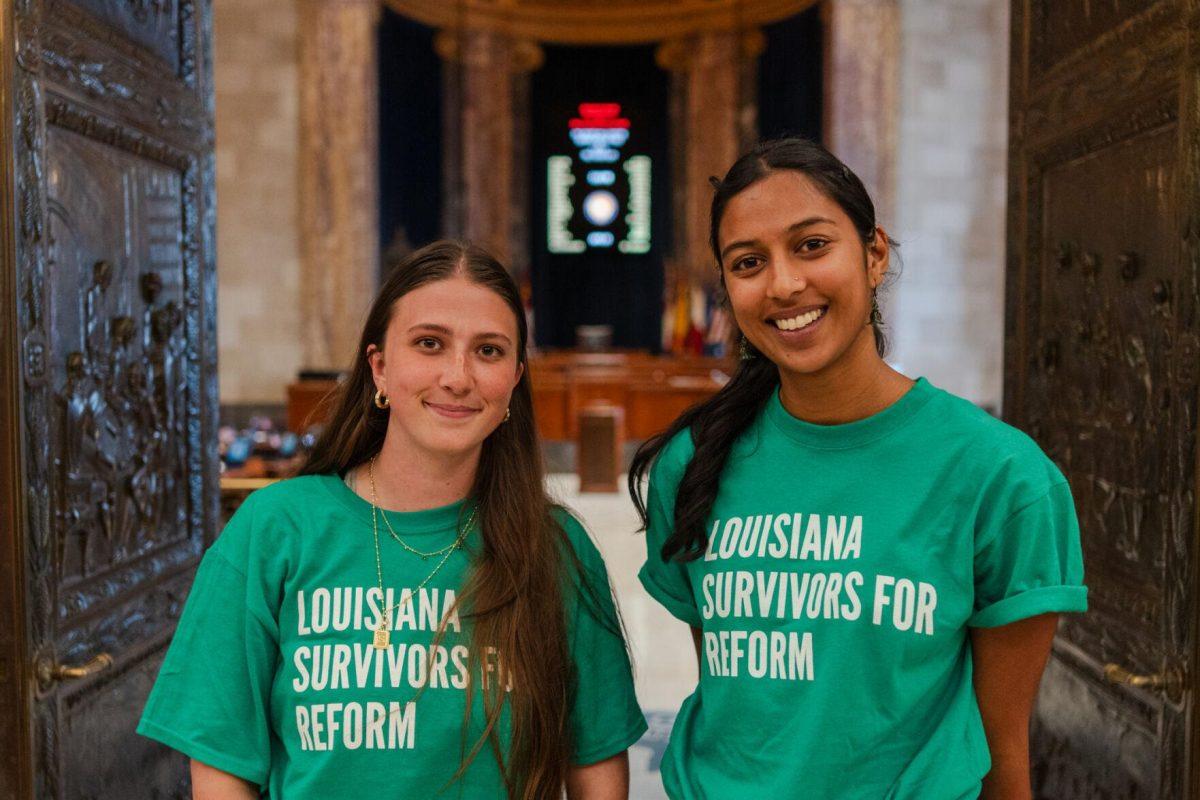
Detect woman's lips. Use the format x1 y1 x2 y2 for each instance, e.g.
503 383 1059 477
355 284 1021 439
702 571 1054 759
423 401 481 419
767 307 826 344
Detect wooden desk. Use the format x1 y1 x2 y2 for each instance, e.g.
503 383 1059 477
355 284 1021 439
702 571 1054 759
530 352 732 441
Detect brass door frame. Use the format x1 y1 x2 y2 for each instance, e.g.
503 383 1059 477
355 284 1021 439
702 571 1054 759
0 0 32 796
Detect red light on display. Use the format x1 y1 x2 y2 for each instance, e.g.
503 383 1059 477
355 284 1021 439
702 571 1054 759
569 102 630 129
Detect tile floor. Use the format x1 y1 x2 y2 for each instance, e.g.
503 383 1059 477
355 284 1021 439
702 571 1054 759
545 473 697 800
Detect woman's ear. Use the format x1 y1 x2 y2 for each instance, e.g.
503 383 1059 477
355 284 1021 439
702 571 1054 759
867 225 890 288
366 343 385 389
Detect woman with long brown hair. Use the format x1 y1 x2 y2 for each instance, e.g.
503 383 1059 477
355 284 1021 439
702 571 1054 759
139 240 646 799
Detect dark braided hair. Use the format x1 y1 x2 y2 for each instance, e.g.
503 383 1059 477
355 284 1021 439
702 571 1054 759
628 137 889 562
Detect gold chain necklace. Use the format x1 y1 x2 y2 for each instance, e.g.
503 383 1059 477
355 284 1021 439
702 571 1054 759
357 459 476 650
369 456 465 560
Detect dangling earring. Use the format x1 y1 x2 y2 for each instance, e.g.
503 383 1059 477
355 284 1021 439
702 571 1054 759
503 407 511 423
373 388 389 409
738 335 758 361
869 289 883 327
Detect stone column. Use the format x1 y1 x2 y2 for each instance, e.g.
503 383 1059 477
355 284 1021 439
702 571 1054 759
297 0 380 371
436 30 542 280
823 0 900 227
658 30 762 290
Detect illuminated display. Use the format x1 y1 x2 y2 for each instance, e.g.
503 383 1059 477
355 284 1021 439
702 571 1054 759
620 156 651 254
587 170 616 187
583 191 619 226
546 102 653 254
547 156 585 253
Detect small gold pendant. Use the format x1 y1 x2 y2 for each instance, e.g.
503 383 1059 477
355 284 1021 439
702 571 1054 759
372 626 390 650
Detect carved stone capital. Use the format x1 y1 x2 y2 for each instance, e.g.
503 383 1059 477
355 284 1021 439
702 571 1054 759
510 38 544 73
655 37 692 72
435 29 543 73
741 27 766 59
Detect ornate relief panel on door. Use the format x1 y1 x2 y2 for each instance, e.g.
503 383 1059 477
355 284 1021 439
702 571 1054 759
1020 90 1192 798
22 93 210 798
64 0 186 77
45 108 197 596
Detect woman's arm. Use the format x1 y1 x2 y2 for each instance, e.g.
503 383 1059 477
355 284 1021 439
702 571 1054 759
971 613 1059 800
566 751 630 800
190 759 259 800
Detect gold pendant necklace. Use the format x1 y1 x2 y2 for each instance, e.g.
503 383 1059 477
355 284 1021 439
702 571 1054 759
359 457 476 650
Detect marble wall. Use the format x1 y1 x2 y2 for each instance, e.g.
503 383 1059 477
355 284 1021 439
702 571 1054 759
888 0 1009 411
213 0 304 404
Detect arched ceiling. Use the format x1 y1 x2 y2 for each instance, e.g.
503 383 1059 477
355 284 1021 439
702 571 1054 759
383 0 818 44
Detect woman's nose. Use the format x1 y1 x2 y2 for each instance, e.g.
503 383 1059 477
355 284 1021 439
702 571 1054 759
767 261 807 299
439 352 471 393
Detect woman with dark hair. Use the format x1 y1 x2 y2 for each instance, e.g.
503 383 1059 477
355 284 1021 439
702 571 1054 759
631 139 1086 799
140 240 646 799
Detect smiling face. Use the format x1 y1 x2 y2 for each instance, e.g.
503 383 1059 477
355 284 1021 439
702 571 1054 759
718 169 889 380
368 275 524 460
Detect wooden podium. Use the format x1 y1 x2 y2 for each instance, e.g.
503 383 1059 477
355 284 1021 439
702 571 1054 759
577 403 625 493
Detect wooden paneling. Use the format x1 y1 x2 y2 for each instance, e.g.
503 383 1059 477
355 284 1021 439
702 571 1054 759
529 352 731 441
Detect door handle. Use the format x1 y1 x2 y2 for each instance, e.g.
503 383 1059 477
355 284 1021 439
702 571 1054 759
1102 662 1183 691
36 653 113 687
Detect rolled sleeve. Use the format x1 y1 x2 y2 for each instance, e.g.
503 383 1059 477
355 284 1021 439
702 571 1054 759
970 481 1088 628
639 436 701 626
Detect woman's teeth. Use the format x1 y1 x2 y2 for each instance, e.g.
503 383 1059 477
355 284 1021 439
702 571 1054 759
773 308 826 331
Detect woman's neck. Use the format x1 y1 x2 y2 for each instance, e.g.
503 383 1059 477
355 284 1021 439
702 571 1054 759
777 329 913 425
350 431 480 512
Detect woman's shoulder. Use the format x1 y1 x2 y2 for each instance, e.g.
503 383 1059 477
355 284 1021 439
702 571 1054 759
241 473 334 508
924 384 1067 497
552 505 622 579
551 506 598 559
214 473 340 561
649 427 697 483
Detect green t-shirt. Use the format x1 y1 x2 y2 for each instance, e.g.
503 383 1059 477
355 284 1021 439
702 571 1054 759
138 473 646 798
639 377 1087 800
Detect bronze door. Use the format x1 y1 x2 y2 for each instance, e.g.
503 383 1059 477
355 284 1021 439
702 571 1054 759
0 0 217 797
1006 2 1199 797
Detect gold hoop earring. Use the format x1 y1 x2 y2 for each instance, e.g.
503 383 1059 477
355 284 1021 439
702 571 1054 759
503 407 511 423
373 388 389 409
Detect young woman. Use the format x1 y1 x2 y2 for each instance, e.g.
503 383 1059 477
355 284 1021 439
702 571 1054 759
631 139 1086 800
140 241 647 799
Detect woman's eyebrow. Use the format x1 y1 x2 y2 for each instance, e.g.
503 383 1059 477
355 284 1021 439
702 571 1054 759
407 323 513 346
476 332 514 346
787 216 837 232
720 238 761 261
407 323 452 335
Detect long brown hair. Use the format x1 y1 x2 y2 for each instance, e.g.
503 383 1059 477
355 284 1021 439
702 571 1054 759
300 240 582 798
